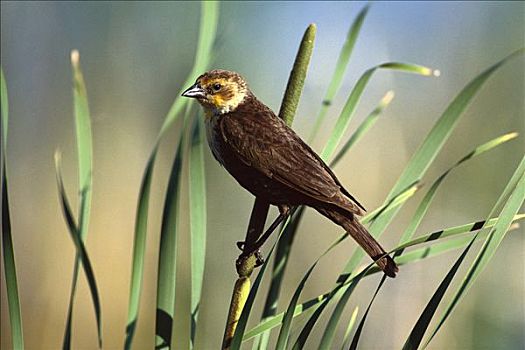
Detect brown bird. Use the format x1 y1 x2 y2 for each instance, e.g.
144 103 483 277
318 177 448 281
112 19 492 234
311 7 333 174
182 69 398 277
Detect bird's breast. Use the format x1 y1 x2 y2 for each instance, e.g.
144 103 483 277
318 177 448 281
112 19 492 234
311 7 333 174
205 116 226 165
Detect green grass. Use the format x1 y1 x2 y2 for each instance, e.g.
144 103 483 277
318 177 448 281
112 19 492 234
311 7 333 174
62 49 97 350
188 117 208 348
54 153 102 348
125 3 218 349
1 3 523 350
1 67 25 350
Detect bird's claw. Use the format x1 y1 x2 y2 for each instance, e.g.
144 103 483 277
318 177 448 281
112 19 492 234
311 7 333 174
238 248 265 267
254 250 265 267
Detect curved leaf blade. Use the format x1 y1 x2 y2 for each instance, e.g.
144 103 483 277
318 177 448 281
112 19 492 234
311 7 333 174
63 49 95 350
320 62 436 161
1 68 25 350
331 90 395 166
155 137 184 349
398 132 518 244
125 3 219 347
340 307 359 350
55 153 102 348
189 118 207 348
348 276 385 350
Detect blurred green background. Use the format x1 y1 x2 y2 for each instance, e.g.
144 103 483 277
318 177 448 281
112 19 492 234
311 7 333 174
1 1 524 349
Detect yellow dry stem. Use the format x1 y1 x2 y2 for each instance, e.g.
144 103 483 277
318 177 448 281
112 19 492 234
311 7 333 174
222 277 251 349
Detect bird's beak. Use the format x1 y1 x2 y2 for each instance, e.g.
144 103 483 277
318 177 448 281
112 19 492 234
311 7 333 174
182 83 205 98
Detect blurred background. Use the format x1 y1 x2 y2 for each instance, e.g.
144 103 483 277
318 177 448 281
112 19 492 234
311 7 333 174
1 1 524 349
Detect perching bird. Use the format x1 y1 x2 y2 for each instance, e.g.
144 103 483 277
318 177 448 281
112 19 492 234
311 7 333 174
182 69 398 277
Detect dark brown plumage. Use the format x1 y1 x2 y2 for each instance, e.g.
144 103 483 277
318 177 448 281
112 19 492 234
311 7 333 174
182 69 398 277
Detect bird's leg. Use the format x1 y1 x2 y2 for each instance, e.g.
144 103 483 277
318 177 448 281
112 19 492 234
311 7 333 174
241 205 291 266
253 212 287 248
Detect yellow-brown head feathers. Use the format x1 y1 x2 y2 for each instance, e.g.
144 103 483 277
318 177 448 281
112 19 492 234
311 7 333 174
182 69 249 115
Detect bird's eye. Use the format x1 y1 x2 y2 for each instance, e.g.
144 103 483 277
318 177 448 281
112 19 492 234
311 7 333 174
212 83 222 91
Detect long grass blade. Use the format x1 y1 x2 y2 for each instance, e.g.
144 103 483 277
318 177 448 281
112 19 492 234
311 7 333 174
70 50 93 240
331 90 395 166
320 62 437 162
422 156 525 347
55 153 102 348
125 3 218 347
308 4 369 141
1 68 24 350
318 255 370 350
189 117 207 348
63 49 95 350
399 132 518 244
340 307 359 350
125 149 157 350
394 215 524 252
1 68 8 143
242 213 525 341
348 275 385 350
155 137 185 349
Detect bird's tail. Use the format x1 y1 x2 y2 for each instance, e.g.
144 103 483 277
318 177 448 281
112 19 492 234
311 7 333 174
316 207 398 278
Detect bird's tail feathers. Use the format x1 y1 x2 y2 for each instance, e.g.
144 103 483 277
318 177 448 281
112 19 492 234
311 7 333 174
316 207 398 278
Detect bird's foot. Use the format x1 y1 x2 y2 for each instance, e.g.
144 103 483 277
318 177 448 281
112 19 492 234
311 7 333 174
238 248 265 267
254 250 265 267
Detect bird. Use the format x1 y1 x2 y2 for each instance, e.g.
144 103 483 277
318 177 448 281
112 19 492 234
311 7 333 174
182 69 398 277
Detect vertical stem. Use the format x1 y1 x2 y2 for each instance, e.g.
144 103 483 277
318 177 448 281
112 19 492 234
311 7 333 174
222 24 316 349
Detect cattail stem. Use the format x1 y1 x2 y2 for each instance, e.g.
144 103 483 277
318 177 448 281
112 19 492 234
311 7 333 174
221 23 316 349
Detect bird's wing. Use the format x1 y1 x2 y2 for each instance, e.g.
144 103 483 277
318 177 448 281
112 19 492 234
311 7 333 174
219 104 364 215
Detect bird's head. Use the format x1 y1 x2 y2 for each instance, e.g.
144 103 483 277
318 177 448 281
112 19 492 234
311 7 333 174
182 69 249 115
